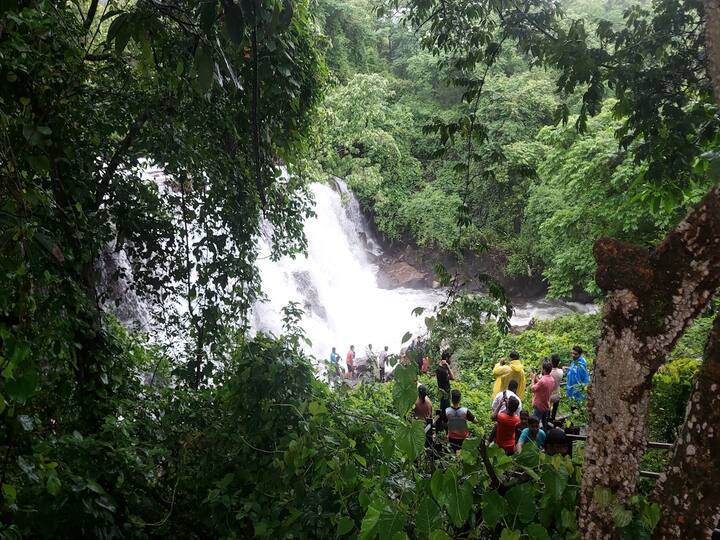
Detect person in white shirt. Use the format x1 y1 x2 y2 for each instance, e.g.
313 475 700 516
491 379 523 414
378 346 389 382
550 353 564 423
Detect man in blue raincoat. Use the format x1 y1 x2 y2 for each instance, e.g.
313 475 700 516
566 346 589 401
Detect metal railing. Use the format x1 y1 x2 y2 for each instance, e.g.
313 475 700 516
563 433 670 479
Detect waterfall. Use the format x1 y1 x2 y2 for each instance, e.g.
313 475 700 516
98 165 598 366
252 179 599 363
252 179 442 361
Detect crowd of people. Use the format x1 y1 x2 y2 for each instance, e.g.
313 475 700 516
329 344 391 382
410 347 589 457
328 342 590 458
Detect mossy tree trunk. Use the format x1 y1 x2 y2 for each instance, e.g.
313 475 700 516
578 184 720 539
652 315 720 539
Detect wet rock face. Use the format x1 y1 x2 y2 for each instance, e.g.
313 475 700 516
291 270 327 320
376 261 428 289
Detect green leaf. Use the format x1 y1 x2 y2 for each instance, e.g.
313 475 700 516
430 470 445 505
506 484 535 525
377 503 405 540
541 464 567 500
429 531 451 540
87 480 106 494
501 529 521 540
5 368 38 404
391 364 417 416
337 516 354 536
382 434 395 459
2 484 16 504
47 474 61 496
612 504 633 528
354 454 367 467
515 443 540 467
592 486 613 509
640 501 660 530
195 44 213 93
199 0 216 34
359 503 380 540
525 523 551 540
396 421 425 461
401 331 412 344
443 470 472 528
223 1 245 45
416 496 441 534
481 489 507 529
459 437 479 465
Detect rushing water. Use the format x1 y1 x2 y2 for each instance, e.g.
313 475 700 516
252 179 598 362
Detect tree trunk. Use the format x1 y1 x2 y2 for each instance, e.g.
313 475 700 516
705 0 720 104
652 315 720 539
579 183 720 540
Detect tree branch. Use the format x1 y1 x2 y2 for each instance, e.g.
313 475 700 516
251 15 267 208
83 0 100 31
94 110 151 208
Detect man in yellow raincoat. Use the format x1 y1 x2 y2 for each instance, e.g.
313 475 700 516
492 352 526 397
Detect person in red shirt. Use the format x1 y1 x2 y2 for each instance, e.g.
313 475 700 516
493 395 521 455
531 361 555 431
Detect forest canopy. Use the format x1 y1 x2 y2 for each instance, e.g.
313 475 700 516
1 0 720 538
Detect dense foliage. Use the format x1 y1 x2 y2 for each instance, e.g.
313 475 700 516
307 0 718 299
2 0 719 537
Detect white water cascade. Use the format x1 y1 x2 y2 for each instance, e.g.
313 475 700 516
252 179 598 362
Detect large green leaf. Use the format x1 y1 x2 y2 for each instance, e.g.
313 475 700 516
396 421 425 461
223 1 245 45
392 364 417 416
541 464 567 500
377 503 405 540
505 484 535 526
525 523 551 540
195 44 214 93
481 489 508 529
337 516 354 536
443 469 472 528
415 496 441 534
359 503 381 540
429 531 451 540
430 470 445 506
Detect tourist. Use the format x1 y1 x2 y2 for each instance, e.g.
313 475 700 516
346 345 355 379
531 361 555 431
413 384 433 421
567 346 590 402
491 379 523 414
488 383 524 445
516 415 546 453
550 353 563 422
420 354 429 374
493 395 521 455
446 389 478 452
436 351 455 416
378 346 389 382
366 344 376 378
516 410 530 444
544 428 569 456
492 351 526 397
330 347 340 363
